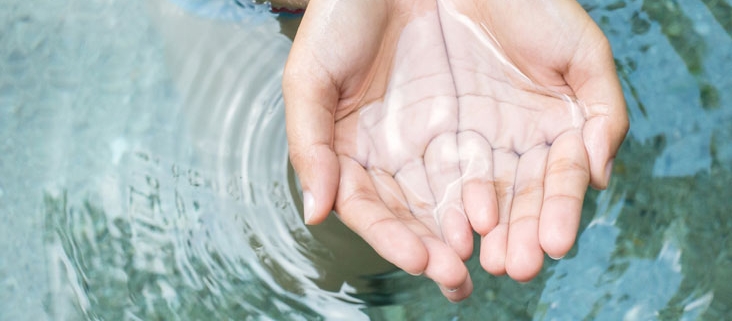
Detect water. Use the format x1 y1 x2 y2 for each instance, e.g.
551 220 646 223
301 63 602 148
1 0 730 319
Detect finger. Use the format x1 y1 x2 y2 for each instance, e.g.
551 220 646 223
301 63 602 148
564 25 629 189
335 156 428 275
582 96 628 190
369 168 412 221
539 131 589 260
394 159 441 236
340 157 472 300
505 146 548 282
421 237 473 302
458 130 498 235
479 149 518 275
283 84 339 225
284 0 392 225
372 164 473 301
283 88 339 224
425 132 473 260
283 14 342 225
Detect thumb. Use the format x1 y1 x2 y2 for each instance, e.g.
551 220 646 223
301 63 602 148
288 140 339 225
565 26 629 190
283 27 341 225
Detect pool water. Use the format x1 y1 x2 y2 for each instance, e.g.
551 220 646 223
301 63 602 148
0 0 730 320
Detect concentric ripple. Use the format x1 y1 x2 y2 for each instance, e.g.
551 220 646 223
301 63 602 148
39 0 391 319
4 0 731 319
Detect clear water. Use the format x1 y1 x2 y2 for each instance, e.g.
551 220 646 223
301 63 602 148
0 0 730 320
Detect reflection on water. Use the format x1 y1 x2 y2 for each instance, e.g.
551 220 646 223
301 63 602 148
2 0 383 319
1 0 731 319
537 188 711 320
41 153 341 319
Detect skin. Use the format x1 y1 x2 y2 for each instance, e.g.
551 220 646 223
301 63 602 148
283 0 629 302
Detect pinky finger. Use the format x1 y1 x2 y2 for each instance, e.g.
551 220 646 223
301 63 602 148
335 156 429 275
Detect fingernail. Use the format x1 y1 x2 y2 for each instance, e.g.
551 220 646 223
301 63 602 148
548 253 565 260
406 270 423 276
440 285 459 293
303 191 314 224
604 159 615 183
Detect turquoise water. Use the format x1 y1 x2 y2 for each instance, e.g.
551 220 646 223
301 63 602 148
1 0 730 320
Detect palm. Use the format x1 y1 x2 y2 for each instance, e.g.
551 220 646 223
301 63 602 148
284 0 628 300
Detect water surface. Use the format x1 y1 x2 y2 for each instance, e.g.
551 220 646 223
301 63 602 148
1 0 730 319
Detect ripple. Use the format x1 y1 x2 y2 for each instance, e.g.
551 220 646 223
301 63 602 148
37 0 399 319
10 0 730 319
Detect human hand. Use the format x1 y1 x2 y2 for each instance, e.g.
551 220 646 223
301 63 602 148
283 0 474 301
435 0 628 280
283 0 628 300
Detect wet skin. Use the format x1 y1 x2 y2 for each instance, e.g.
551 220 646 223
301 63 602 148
283 0 628 301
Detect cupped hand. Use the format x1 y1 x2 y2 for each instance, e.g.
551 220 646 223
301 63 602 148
440 0 628 281
284 0 474 301
437 0 628 280
283 0 628 301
